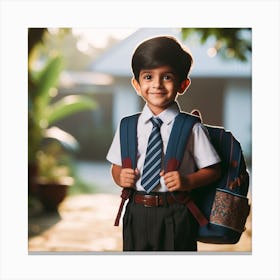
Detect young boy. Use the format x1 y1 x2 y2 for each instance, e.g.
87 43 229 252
106 36 221 251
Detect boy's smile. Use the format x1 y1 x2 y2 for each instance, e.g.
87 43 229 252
132 65 190 115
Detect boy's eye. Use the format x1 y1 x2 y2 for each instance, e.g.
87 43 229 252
143 74 152 80
141 72 175 81
163 75 171 80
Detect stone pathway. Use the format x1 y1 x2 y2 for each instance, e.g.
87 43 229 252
29 194 123 252
28 193 252 253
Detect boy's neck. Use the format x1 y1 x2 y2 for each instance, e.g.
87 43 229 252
147 101 176 116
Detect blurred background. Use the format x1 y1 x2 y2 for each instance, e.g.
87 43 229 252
28 28 252 252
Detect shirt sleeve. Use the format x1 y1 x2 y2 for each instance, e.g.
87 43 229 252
106 124 122 166
190 123 221 169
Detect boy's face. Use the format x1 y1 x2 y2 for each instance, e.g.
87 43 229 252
132 65 190 115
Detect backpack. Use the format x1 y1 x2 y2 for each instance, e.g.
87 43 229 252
114 110 250 244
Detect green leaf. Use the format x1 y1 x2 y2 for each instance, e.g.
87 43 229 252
181 28 251 62
47 95 97 125
34 55 63 109
45 126 79 152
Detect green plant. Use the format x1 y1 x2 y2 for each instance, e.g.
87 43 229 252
36 142 73 184
28 29 97 187
29 55 96 164
181 28 251 62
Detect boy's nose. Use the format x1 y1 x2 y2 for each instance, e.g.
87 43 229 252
152 77 163 88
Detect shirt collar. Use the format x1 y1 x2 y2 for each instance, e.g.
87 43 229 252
141 101 181 125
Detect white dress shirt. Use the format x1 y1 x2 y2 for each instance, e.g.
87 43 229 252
106 102 221 192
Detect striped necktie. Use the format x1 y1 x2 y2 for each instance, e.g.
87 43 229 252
141 117 163 193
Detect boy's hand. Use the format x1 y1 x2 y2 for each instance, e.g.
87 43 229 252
120 168 139 188
160 163 221 192
160 171 188 192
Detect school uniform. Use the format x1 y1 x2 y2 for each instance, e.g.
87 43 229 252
107 102 221 251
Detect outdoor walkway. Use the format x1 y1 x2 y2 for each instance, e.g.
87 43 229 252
28 193 123 252
28 193 252 253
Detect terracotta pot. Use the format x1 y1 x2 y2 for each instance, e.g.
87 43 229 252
37 177 73 212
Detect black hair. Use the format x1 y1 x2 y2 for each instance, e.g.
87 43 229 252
131 36 193 83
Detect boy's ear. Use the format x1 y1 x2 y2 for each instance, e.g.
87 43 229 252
178 78 191 94
131 78 141 95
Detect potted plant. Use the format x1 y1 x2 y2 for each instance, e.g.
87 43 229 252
35 142 74 211
28 29 96 211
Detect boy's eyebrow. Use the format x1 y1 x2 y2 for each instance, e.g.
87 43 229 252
140 69 176 75
139 70 151 74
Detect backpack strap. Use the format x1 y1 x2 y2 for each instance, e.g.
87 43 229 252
164 112 208 227
114 114 140 226
120 114 140 169
164 112 201 172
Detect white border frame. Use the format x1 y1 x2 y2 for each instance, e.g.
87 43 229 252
1 1 279 279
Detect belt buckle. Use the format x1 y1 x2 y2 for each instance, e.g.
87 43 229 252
143 195 159 207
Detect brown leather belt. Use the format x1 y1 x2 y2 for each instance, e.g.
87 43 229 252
134 192 189 207
114 189 208 227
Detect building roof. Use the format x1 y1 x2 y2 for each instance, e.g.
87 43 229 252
90 28 251 78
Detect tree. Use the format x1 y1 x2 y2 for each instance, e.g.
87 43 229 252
181 28 251 62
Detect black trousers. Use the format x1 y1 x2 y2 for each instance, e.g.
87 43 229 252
123 194 198 251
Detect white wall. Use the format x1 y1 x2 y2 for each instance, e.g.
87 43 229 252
112 84 140 130
223 80 252 159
